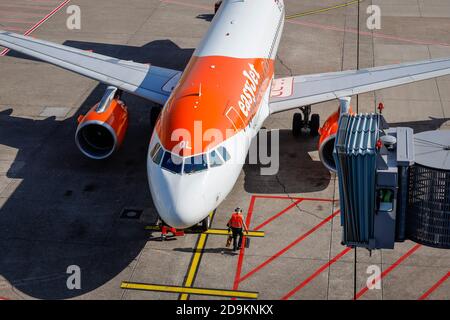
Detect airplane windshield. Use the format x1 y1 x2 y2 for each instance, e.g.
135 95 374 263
209 149 224 168
161 152 183 174
150 143 164 165
151 144 231 175
217 146 231 162
184 154 208 174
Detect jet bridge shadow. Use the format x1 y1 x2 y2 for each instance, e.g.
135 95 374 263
389 117 450 134
0 39 193 299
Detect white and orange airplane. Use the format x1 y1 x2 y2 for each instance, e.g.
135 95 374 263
1 0 450 229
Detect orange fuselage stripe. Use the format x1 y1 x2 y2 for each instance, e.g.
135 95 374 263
156 56 274 155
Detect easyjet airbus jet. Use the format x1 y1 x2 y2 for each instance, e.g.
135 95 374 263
1 0 450 229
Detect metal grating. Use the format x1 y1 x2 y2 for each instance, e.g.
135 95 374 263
407 165 450 248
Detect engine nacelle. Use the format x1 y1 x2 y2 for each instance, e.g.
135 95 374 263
318 110 340 172
75 87 128 160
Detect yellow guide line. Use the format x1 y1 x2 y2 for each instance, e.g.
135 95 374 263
144 226 265 238
121 282 258 299
180 210 216 300
205 229 265 237
180 233 207 300
286 0 363 20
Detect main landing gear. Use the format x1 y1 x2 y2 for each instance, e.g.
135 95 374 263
292 105 320 138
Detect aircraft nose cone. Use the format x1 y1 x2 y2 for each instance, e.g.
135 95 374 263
160 204 204 229
156 186 211 229
147 161 212 229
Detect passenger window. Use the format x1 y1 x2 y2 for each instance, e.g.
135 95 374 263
184 154 208 174
209 150 224 168
161 152 183 174
217 146 231 162
151 144 164 165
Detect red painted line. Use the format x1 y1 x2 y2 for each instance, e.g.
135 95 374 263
239 209 341 283
232 196 256 294
252 194 336 202
0 10 49 18
1 0 71 56
158 0 450 48
254 199 303 231
31 0 61 3
0 18 36 24
0 4 54 11
3 27 27 32
355 244 422 300
287 19 450 47
418 271 450 300
281 247 352 300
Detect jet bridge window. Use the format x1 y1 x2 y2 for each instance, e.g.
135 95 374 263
377 189 395 212
217 146 231 162
161 152 183 174
209 149 224 168
150 143 164 165
184 154 208 174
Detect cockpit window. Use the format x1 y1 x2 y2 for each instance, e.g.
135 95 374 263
184 154 208 174
161 152 183 174
151 143 164 165
217 146 231 162
209 149 224 168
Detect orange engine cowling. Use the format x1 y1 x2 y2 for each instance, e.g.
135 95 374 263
318 109 341 172
75 87 128 160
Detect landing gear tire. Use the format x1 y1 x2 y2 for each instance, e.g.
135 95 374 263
310 114 320 137
292 113 303 137
200 211 214 232
150 107 162 129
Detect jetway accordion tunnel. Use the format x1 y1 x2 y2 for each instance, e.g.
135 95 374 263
334 113 450 250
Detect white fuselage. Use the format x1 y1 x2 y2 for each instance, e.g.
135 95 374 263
147 0 285 228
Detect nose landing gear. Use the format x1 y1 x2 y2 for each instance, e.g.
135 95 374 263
155 210 215 240
200 215 211 232
292 105 320 137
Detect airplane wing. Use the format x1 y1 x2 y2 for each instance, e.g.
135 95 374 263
0 31 182 105
269 57 450 114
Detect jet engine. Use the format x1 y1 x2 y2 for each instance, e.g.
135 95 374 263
318 97 352 172
75 87 128 160
318 109 340 172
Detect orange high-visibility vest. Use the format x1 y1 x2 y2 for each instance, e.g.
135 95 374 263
229 213 244 228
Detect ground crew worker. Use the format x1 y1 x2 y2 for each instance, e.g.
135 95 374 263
227 208 249 252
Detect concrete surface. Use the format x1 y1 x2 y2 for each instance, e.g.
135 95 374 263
0 0 449 300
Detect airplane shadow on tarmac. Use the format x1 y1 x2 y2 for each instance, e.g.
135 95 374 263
0 40 193 299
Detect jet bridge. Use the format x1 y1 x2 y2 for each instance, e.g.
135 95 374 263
334 112 450 250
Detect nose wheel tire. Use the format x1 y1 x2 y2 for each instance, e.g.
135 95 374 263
200 211 214 232
292 105 320 138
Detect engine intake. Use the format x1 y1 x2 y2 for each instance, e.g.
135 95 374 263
318 110 340 172
75 87 128 160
